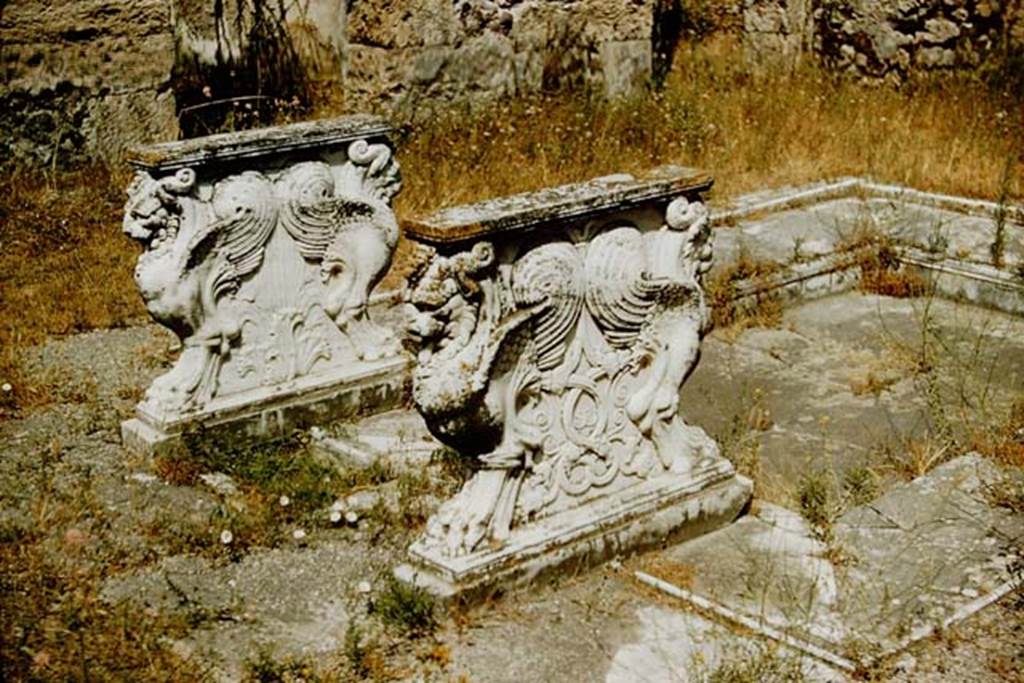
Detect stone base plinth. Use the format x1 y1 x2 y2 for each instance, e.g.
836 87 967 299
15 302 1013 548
121 356 410 457
310 409 440 471
395 459 752 603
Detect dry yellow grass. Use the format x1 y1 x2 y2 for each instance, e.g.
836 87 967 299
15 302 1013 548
396 34 1023 216
0 165 142 414
1 36 1022 414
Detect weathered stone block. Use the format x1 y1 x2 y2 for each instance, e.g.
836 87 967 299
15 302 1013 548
922 16 960 44
120 115 408 455
597 40 653 98
749 0 1011 77
650 455 1024 668
918 45 956 67
346 0 459 49
0 0 179 162
397 166 752 599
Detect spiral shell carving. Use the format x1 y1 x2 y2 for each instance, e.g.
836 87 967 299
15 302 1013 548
584 226 656 348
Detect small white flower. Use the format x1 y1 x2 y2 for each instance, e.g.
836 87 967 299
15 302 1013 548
345 510 359 524
220 529 234 545
279 495 291 507
292 528 306 540
1 382 11 393
357 581 372 594
329 510 342 524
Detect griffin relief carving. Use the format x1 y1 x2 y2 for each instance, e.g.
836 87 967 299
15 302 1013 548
405 196 719 557
123 140 402 416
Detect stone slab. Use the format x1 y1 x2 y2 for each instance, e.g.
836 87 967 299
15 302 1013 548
705 180 1024 322
709 197 867 273
311 408 441 470
403 165 712 245
606 604 846 683
646 455 1024 667
680 290 1024 499
100 537 399 681
903 250 1024 317
128 114 392 172
395 463 752 603
121 355 410 457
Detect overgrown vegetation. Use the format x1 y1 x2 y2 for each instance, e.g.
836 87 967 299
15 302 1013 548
246 651 323 683
706 252 784 333
833 216 931 299
173 0 317 137
0 164 140 416
3 32 1023 414
856 241 929 299
0 539 205 680
372 575 438 637
0 455 204 680
395 33 1023 216
846 294 1024 491
152 428 458 556
699 644 805 683
151 431 337 553
717 384 773 484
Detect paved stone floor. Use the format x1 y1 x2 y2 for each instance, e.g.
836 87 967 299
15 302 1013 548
441 291 1024 682
682 292 1024 495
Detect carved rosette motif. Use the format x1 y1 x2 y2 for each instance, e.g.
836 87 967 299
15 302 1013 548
123 140 401 416
406 196 719 557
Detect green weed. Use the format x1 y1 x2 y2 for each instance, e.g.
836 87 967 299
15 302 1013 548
372 576 437 638
701 645 805 683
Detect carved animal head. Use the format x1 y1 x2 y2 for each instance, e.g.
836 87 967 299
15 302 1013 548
408 242 495 310
404 241 496 357
123 168 197 249
666 197 713 278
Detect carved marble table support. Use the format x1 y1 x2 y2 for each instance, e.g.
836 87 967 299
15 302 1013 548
396 166 752 600
121 115 409 456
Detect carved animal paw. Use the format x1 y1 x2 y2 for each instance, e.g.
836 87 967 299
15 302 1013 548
143 345 212 413
422 469 511 557
680 422 721 461
425 503 489 557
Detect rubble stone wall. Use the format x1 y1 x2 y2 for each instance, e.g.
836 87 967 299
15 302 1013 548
1 0 662 165
743 0 1024 78
6 0 1017 166
0 0 179 165
343 0 656 110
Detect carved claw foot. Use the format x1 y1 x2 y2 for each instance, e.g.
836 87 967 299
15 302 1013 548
680 422 720 460
423 470 508 557
425 504 490 558
143 345 212 413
